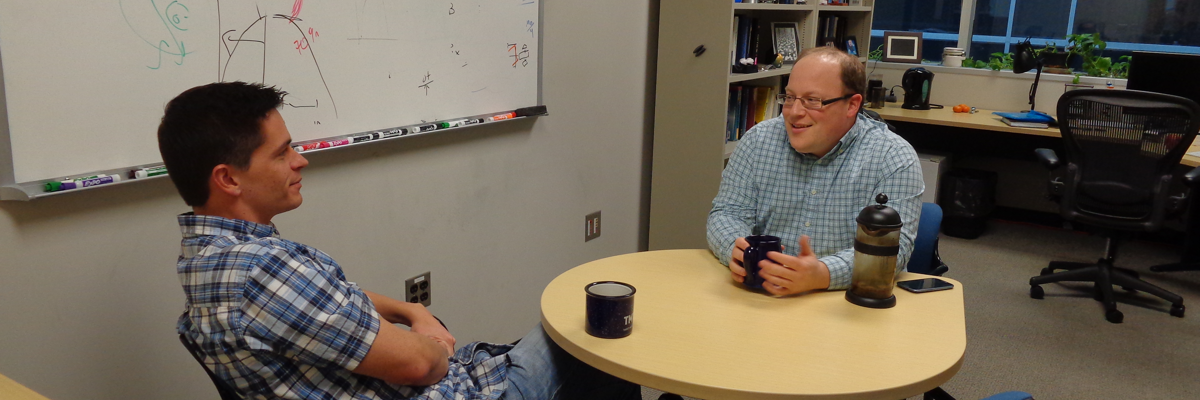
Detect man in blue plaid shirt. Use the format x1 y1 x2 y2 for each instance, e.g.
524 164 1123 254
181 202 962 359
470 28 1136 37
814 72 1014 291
708 47 924 296
159 82 639 399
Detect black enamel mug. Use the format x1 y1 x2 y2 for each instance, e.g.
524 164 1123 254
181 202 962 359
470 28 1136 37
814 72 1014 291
584 281 635 338
742 235 782 291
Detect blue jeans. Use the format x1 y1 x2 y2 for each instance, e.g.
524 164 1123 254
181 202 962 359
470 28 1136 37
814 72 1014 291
501 324 641 400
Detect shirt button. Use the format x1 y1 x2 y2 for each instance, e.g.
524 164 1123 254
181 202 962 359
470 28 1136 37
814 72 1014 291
805 222 812 227
811 189 818 195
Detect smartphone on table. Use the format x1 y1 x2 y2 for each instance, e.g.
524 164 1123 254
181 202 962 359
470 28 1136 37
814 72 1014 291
897 278 955 293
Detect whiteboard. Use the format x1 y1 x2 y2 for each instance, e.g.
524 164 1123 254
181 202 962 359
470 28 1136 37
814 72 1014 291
0 0 540 183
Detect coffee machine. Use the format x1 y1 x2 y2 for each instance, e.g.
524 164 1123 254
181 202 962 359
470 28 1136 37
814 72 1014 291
901 67 934 110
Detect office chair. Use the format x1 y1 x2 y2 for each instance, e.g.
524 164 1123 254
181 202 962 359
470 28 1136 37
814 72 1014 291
179 334 243 400
1148 167 1200 273
1029 89 1198 323
909 202 949 276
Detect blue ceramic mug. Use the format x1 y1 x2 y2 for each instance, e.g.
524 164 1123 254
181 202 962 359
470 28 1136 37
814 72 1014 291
742 235 782 290
585 281 635 338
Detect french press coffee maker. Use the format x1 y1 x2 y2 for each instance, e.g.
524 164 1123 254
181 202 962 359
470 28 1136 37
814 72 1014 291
846 194 902 309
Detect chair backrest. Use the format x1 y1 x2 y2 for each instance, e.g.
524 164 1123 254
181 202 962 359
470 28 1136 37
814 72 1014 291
1056 89 1200 231
178 334 243 400
908 202 947 276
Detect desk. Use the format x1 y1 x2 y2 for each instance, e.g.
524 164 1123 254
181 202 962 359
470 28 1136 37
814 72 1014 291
871 103 1200 167
540 249 966 400
873 103 1200 263
0 373 50 400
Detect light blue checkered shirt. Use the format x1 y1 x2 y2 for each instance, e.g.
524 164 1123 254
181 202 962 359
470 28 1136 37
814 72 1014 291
176 214 509 400
707 114 924 290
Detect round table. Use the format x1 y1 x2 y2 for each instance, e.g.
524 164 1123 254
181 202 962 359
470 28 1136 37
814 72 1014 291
540 249 966 400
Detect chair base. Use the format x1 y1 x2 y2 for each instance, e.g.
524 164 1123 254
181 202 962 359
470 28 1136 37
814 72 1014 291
1030 258 1185 323
1149 262 1200 272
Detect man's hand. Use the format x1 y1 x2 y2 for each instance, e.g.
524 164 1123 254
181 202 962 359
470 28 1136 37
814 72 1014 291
759 235 831 296
411 316 456 356
729 237 750 283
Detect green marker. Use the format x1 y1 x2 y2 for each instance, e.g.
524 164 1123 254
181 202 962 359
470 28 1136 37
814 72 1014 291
132 165 169 179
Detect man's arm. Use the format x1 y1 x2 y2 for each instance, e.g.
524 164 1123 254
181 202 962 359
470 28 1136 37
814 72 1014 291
363 290 455 355
353 322 450 386
707 132 760 267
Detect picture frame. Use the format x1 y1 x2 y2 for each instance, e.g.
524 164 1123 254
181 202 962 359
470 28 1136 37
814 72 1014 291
845 36 859 56
771 22 801 64
882 31 923 64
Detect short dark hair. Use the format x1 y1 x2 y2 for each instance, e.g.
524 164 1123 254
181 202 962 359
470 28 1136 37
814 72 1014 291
157 82 287 207
798 46 866 96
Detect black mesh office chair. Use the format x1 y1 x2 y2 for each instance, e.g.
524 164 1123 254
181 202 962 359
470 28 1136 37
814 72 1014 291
1029 89 1200 323
179 334 243 400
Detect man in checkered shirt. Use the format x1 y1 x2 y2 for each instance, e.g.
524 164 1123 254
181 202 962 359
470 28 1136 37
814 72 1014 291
708 47 924 296
159 82 639 400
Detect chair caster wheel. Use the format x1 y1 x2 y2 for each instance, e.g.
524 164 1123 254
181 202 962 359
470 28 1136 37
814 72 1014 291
1040 268 1054 276
1030 285 1044 299
1106 309 1124 324
1171 304 1185 318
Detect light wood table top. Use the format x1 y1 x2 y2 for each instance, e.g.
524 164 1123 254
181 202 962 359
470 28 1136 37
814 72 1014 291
870 103 1200 167
540 249 966 400
0 373 50 400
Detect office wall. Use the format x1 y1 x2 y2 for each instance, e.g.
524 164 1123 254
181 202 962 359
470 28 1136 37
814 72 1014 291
0 1 655 399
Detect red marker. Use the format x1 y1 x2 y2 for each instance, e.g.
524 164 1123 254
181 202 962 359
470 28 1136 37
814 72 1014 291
490 112 517 121
320 138 351 149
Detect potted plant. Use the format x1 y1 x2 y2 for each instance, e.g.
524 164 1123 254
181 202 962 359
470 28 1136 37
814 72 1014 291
1066 33 1108 77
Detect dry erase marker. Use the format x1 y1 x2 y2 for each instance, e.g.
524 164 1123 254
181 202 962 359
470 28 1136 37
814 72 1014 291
131 165 168 179
321 138 351 148
44 174 103 191
295 142 322 152
351 133 380 143
443 118 484 128
491 112 517 121
55 175 121 191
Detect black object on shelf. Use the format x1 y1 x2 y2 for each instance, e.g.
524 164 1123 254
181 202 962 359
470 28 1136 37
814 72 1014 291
939 169 998 239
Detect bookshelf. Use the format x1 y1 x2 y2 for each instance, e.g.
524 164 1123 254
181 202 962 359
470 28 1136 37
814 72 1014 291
649 0 875 250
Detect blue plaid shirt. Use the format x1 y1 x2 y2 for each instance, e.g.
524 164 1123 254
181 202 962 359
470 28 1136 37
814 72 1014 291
175 214 509 400
707 114 924 289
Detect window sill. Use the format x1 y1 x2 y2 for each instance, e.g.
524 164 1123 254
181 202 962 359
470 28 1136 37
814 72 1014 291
866 60 1125 87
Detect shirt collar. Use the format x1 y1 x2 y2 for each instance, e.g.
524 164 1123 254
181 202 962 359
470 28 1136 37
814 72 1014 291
801 114 868 162
177 212 280 239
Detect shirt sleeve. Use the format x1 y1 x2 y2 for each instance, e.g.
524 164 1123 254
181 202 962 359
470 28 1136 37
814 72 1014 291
239 245 382 372
707 129 761 266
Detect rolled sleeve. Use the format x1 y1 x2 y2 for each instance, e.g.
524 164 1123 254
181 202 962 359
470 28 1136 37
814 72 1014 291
240 248 382 371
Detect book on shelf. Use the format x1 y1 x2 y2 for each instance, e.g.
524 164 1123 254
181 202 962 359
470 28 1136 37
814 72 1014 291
993 110 1055 129
727 85 782 142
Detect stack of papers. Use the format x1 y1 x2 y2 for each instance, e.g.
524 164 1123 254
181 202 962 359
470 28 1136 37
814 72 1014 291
993 111 1056 129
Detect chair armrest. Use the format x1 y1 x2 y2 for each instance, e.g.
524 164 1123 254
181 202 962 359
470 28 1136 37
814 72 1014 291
1185 165 1200 189
1034 148 1061 170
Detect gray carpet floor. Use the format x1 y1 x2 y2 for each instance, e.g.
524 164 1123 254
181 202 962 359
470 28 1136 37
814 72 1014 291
641 220 1200 399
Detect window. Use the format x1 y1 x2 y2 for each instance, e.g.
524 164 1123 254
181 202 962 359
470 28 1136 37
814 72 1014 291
872 0 1200 67
871 0 963 61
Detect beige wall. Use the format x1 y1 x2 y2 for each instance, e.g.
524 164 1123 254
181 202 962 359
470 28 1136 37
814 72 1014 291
0 1 655 399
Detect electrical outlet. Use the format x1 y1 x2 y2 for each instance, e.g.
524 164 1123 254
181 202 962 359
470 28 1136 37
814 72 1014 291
585 211 601 242
405 271 431 306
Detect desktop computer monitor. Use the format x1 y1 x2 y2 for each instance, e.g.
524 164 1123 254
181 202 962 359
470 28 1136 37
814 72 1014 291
1127 51 1200 105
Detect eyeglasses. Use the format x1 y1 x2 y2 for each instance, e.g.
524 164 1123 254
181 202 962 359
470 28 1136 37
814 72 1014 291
776 93 854 110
